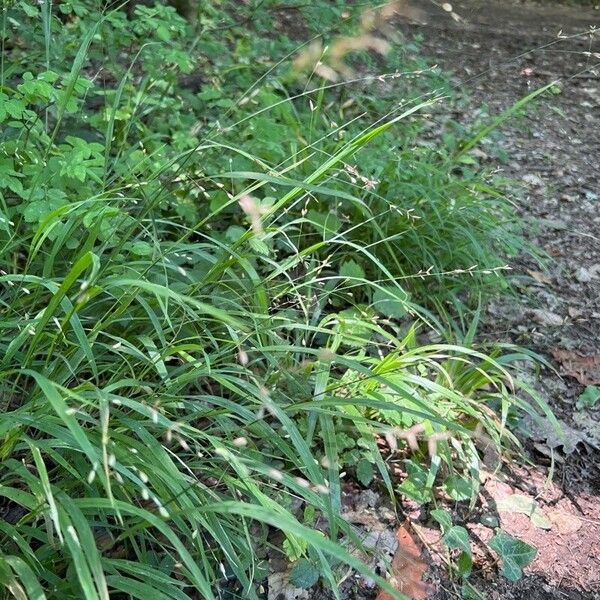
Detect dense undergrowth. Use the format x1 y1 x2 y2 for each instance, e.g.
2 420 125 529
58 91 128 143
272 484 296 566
0 1 553 598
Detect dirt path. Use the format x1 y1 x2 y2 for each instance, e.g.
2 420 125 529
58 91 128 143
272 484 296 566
399 1 600 597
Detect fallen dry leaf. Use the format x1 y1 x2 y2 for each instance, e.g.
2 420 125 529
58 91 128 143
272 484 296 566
522 173 545 187
547 511 582 535
528 415 586 455
572 411 600 448
496 494 552 530
376 522 432 600
527 270 552 285
551 349 600 385
575 267 593 283
531 309 563 327
568 307 584 319
267 570 308 600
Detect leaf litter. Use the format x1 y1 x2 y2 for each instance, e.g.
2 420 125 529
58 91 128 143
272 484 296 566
375 522 432 600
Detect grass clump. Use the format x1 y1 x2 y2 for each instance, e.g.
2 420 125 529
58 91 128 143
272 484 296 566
0 1 554 597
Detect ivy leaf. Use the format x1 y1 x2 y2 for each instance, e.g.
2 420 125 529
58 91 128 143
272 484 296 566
444 475 472 502
432 511 472 576
288 559 320 589
444 525 470 555
576 385 600 411
431 509 452 533
489 531 537 581
444 527 472 575
398 460 432 504
356 458 374 486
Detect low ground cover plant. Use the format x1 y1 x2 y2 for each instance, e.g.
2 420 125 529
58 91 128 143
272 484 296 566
0 1 552 597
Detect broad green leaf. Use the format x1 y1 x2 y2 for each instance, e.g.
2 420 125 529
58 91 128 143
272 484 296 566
340 260 365 280
496 494 551 530
576 386 600 410
372 286 408 319
127 241 154 256
456 550 473 577
289 559 320 589
444 475 472 502
398 460 431 504
356 459 374 487
444 526 472 576
444 526 470 554
489 531 537 581
334 307 375 348
431 509 452 533
282 537 308 562
306 209 341 240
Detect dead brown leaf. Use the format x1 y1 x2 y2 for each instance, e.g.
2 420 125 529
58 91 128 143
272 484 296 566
551 349 600 385
532 309 563 327
361 1 425 30
547 511 582 535
376 522 432 600
527 270 552 285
